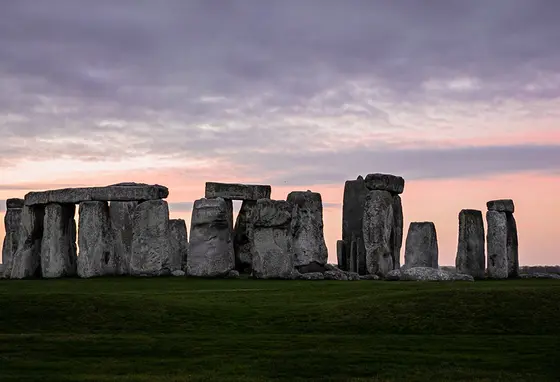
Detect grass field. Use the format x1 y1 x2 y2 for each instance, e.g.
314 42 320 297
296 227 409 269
1 277 559 381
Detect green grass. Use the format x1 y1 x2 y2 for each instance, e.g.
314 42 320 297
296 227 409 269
0 278 559 381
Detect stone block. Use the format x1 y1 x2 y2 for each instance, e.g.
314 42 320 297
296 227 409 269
205 182 271 200
40 203 77 278
364 173 405 194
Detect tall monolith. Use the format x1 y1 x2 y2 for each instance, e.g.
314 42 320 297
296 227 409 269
40 203 77 278
455 209 485 279
404 222 438 269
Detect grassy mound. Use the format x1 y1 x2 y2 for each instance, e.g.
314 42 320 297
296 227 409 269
1 278 559 381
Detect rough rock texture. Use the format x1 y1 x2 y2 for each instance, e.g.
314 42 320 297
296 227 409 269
109 201 138 275
348 239 359 273
77 202 116 278
392 195 403 269
233 200 257 273
1 207 23 278
386 267 474 282
287 191 328 268
506 213 519 278
297 261 327 274
251 199 295 279
40 203 77 278
205 182 271 200
226 270 240 279
519 273 560 280
187 198 234 277
404 222 438 269
336 240 345 269
487 199 514 213
486 210 508 279
6 198 24 209
300 272 325 280
520 266 560 275
364 173 405 194
25 183 168 206
342 176 368 273
169 219 188 272
130 200 172 277
363 190 395 277
324 270 348 281
171 270 185 277
360 274 380 280
455 209 486 279
346 272 360 281
10 205 45 279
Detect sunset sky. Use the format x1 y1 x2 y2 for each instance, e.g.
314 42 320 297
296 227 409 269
1 1 559 265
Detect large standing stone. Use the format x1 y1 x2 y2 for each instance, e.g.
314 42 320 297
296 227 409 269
40 203 77 278
1 202 23 278
169 218 188 272
342 176 368 273
130 200 172 276
364 173 405 194
404 222 438 269
455 209 485 279
205 182 271 200
336 240 345 269
392 195 403 269
187 198 234 277
109 201 138 275
287 191 328 269
233 200 257 273
251 199 295 279
77 201 116 278
486 210 508 279
363 190 395 277
10 205 45 279
506 213 519 278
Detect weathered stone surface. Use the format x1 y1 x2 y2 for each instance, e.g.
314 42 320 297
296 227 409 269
359 274 380 280
251 199 294 279
487 199 514 213
349 239 359 273
6 198 24 209
287 191 328 268
171 270 185 277
77 202 116 278
0 264 4 276
109 201 138 275
297 261 327 274
324 270 348 281
205 182 271 200
364 173 405 194
455 209 486 279
342 176 368 273
506 213 519 278
404 222 438 269
386 267 474 282
300 272 325 280
520 265 560 275
187 198 234 277
169 219 188 272
40 203 77 278
486 210 508 279
130 200 172 277
346 272 360 281
336 240 345 269
519 273 560 280
233 200 256 273
1 208 23 278
24 183 168 206
10 205 45 279
392 195 403 269
226 269 240 279
363 190 395 277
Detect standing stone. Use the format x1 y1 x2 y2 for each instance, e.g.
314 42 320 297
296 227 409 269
40 203 77 278
363 190 395 277
77 201 116 278
487 210 508 279
287 191 328 269
349 238 359 273
234 200 257 273
404 222 438 269
336 240 345 270
130 200 172 276
1 201 23 278
506 213 519 278
169 218 188 272
392 195 403 269
251 199 295 279
10 205 45 279
109 201 138 275
187 198 234 277
342 176 368 273
455 209 485 279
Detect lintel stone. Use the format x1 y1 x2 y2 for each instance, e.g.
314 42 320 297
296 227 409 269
205 182 271 200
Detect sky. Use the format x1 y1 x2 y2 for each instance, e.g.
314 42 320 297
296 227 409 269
1 0 559 265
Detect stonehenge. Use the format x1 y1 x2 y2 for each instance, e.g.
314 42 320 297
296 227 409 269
1 199 23 278
486 199 518 279
455 209 485 278
404 222 438 269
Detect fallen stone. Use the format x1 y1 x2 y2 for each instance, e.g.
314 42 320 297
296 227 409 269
392 195 403 269
24 183 169 206
487 199 514 213
520 265 560 275
171 269 185 277
363 190 395 277
130 200 172 277
205 182 271 200
297 261 327 274
342 176 368 273
187 198 234 277
77 201 116 278
233 200 257 273
455 209 486 279
169 219 188 272
10 205 45 279
251 199 295 279
346 272 360 281
6 198 24 209
324 270 348 281
404 222 439 269
359 274 380 280
226 269 240 279
486 210 508 279
364 173 405 194
109 201 138 275
1 207 23 278
519 273 560 280
386 267 474 282
287 190 328 268
506 213 519 278
299 272 325 280
40 203 77 278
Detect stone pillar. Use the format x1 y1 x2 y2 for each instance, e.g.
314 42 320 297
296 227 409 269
187 198 234 277
77 201 115 278
1 198 24 278
404 222 438 269
287 190 328 271
169 218 188 272
363 190 394 277
487 199 518 278
40 203 77 278
336 240 345 270
392 195 403 269
251 199 295 279
130 200 171 276
455 209 485 279
10 205 45 279
233 200 257 273
486 210 508 279
109 201 138 275
342 176 368 273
